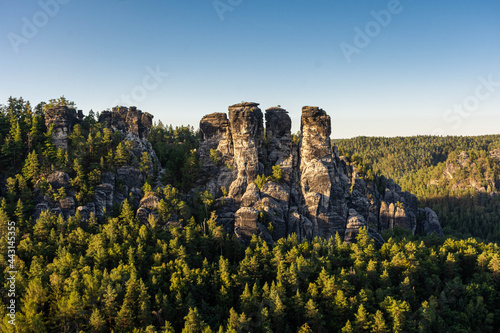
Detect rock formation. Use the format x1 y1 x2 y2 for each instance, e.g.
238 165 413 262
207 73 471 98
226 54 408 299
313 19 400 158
490 148 500 161
38 101 443 247
299 106 349 240
199 102 443 246
227 103 264 200
99 106 154 139
199 112 236 199
44 106 83 150
35 106 158 222
435 151 499 193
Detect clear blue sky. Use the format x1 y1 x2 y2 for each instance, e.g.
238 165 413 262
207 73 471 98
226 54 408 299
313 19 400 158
1 0 499 138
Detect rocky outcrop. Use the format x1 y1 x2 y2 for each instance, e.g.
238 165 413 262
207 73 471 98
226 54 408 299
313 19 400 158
299 106 349 240
417 208 443 237
198 102 443 246
45 106 83 150
234 207 273 245
344 209 367 243
99 106 153 139
33 171 76 219
490 148 500 161
136 194 160 224
198 113 236 197
265 107 293 178
228 103 264 201
47 171 70 189
436 151 498 193
34 106 159 223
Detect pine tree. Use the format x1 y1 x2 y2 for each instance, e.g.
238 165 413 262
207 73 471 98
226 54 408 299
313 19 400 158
14 199 25 227
10 117 24 168
371 310 389 333
304 299 322 332
28 114 44 150
115 142 129 167
140 151 152 175
138 278 152 326
22 151 40 183
119 199 136 226
182 307 208 333
354 304 372 332
297 323 314 333
89 309 106 333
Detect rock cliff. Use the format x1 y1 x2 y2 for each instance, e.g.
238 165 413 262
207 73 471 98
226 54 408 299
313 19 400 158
35 106 158 222
199 102 443 245
40 102 443 246
44 106 83 150
99 106 154 139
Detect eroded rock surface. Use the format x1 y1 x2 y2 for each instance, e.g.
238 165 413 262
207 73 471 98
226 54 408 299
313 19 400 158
45 106 83 150
34 106 159 223
198 102 443 246
228 102 264 201
99 106 153 139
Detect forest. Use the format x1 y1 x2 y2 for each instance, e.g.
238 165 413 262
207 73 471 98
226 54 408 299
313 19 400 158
0 97 500 332
334 136 500 243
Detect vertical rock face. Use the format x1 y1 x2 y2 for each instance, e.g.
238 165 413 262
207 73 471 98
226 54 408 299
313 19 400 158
418 208 444 237
265 107 295 186
198 102 443 246
300 106 332 164
228 102 264 200
45 106 82 150
265 108 292 166
199 113 233 166
299 106 349 240
99 106 153 139
198 112 236 198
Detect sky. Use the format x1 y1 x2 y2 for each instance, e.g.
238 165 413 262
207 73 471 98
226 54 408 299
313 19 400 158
1 0 499 138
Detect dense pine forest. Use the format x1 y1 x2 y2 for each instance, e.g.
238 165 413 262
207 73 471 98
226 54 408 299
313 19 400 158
333 136 500 243
1 97 500 332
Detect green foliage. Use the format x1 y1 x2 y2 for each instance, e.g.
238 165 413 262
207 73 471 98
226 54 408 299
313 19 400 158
4 185 500 333
2 96 500 332
209 148 220 164
148 123 200 192
291 131 301 146
43 95 76 111
254 174 269 190
139 151 152 176
220 187 228 197
335 135 500 242
271 165 283 182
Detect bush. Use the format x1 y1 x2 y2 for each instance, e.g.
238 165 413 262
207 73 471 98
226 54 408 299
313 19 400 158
209 149 220 164
254 174 268 190
272 165 283 182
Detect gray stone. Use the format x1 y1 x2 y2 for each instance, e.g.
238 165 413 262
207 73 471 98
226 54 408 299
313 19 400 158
196 102 443 245
47 171 70 189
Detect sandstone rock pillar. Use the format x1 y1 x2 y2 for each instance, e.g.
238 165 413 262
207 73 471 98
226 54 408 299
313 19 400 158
227 102 264 201
299 106 348 239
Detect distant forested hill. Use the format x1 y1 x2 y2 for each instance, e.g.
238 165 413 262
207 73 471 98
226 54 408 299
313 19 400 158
333 136 500 242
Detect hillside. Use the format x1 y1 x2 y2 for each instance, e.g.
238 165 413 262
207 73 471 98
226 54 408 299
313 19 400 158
1 96 499 332
333 136 500 242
